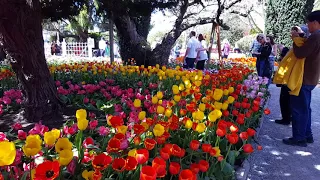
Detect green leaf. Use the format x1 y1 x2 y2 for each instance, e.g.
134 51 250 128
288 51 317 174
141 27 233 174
227 150 238 166
221 161 234 176
20 172 29 180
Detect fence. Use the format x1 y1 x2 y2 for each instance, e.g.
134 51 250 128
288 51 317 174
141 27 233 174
44 38 94 58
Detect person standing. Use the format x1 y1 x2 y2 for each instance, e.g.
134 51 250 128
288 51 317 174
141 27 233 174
99 38 106 57
266 35 277 73
183 31 199 69
105 41 110 57
283 10 320 147
255 34 272 78
275 45 291 125
222 42 230 59
195 34 208 70
250 38 261 58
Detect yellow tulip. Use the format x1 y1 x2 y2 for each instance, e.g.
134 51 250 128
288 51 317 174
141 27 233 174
156 91 163 99
152 96 158 104
185 120 193 129
128 149 137 157
138 111 146 120
156 105 165 114
133 99 141 108
199 103 206 112
82 170 94 180
77 118 89 131
117 125 128 135
195 123 206 133
227 96 235 104
0 141 16 166
76 109 87 119
228 87 235 93
23 135 42 157
172 85 180 95
194 80 202 87
223 90 229 96
55 138 73 153
153 124 165 137
208 109 222 122
222 103 229 110
173 95 181 102
179 83 185 91
44 131 57 146
141 122 149 131
213 89 223 101
212 147 221 157
214 102 223 110
193 110 204 121
51 129 61 139
165 108 172 117
58 149 73 166
176 75 181 80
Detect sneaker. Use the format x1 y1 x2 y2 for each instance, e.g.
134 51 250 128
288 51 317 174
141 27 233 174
283 138 307 147
275 119 290 125
306 137 314 143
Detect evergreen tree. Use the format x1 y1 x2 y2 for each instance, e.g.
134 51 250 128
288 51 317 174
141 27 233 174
265 0 315 46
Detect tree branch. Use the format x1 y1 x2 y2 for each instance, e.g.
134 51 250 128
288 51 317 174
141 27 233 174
181 17 215 31
225 0 242 10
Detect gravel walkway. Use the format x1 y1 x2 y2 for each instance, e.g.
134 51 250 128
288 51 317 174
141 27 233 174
247 85 320 180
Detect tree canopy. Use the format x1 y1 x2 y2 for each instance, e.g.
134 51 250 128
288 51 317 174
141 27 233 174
265 0 314 46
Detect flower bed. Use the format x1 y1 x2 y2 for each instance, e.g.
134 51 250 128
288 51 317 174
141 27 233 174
0 61 270 180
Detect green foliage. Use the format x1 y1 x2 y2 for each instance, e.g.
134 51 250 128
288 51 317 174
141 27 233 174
265 0 315 47
236 34 258 53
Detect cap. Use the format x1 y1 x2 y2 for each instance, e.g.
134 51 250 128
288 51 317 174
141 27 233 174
300 25 310 37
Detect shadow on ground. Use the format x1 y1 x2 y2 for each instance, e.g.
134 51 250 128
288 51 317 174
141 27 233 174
247 85 320 180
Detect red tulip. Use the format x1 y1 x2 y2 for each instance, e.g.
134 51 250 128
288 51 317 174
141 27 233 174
160 147 171 160
177 148 186 158
189 140 200 151
216 128 226 137
243 144 254 154
172 144 182 157
179 169 196 180
226 133 239 144
109 116 124 128
247 128 256 137
264 108 271 115
92 153 112 171
125 156 138 171
198 160 209 172
240 132 249 140
133 124 145 135
169 162 181 175
144 138 157 150
201 144 212 153
112 158 126 172
152 157 166 177
107 138 120 153
190 163 199 174
140 166 157 180
136 149 149 164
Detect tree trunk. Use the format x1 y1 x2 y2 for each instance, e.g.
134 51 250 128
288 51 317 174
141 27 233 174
0 0 62 123
113 15 152 66
113 14 183 66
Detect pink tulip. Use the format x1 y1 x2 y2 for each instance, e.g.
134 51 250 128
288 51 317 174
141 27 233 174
98 126 109 136
89 120 98 130
13 123 22 130
18 130 27 140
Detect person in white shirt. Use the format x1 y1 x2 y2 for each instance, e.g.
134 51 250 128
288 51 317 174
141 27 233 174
99 38 106 57
183 31 200 69
196 34 208 70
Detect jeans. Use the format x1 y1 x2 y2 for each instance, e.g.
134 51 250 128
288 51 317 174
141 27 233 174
290 85 316 141
196 60 206 70
280 86 291 122
185 58 196 69
256 60 265 77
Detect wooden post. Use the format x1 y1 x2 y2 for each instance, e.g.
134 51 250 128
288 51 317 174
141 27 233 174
216 25 222 61
109 17 115 64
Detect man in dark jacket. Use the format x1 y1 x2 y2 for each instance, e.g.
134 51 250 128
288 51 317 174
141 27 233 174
283 10 320 147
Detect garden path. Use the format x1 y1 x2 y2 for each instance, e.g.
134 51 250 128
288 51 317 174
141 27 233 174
247 85 320 180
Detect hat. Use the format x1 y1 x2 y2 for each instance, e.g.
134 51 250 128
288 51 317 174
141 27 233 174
300 25 310 37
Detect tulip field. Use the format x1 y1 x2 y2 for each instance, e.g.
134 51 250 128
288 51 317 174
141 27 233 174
0 58 270 180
